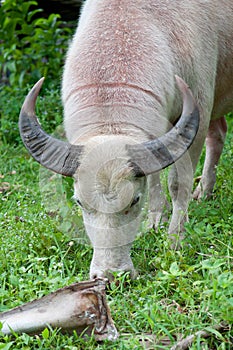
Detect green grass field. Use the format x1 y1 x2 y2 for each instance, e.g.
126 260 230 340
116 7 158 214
0 92 232 349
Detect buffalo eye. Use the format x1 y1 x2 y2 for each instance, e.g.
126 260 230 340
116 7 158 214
74 197 83 208
130 195 140 207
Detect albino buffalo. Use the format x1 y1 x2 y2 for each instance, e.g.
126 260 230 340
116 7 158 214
19 0 232 279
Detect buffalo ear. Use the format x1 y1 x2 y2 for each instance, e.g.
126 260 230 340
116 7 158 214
127 76 200 176
19 78 83 177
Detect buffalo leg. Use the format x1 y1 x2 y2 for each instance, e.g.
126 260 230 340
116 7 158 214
148 173 170 229
167 112 209 246
193 116 227 199
167 152 194 245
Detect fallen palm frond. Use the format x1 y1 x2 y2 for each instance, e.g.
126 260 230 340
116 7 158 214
0 278 118 341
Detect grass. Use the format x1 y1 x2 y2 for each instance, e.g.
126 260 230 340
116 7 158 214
0 88 232 349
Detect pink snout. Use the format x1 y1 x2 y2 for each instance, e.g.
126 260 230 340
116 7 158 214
89 245 137 281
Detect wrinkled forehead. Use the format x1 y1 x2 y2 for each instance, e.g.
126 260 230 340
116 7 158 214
75 161 135 213
75 135 133 179
73 136 143 213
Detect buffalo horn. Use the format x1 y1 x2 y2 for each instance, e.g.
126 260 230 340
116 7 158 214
127 76 200 176
19 78 83 177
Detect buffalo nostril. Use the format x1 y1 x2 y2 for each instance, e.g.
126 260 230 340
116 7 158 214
90 268 137 282
90 271 106 280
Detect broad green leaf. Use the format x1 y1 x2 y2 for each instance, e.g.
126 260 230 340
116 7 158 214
41 327 50 339
169 261 181 276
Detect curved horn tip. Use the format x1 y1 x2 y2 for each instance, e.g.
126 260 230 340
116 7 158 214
175 75 196 115
21 77 45 116
27 77 45 97
175 75 189 91
34 76 45 89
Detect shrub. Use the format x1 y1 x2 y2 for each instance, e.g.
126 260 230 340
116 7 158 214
0 0 75 145
0 0 74 87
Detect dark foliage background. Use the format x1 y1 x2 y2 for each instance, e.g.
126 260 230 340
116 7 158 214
0 0 77 145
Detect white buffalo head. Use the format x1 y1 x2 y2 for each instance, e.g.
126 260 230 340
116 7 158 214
19 76 199 279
